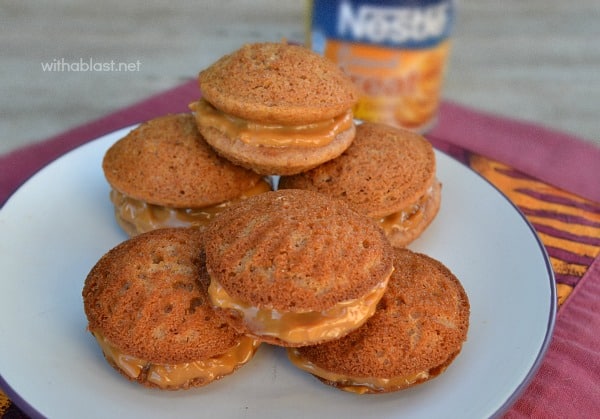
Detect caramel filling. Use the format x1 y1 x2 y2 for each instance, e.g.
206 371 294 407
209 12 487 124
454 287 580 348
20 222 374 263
378 182 439 234
92 331 259 388
287 348 430 394
111 180 271 236
208 273 391 345
190 99 354 148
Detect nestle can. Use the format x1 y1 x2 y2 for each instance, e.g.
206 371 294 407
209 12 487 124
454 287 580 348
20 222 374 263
307 0 455 132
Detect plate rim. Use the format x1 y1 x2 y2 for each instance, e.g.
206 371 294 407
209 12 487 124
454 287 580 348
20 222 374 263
0 125 557 418
456 159 556 417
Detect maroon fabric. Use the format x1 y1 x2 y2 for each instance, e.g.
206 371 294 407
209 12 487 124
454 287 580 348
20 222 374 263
504 256 600 418
428 101 600 204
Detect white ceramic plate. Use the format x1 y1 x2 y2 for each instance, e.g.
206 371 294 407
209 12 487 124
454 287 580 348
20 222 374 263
0 126 555 419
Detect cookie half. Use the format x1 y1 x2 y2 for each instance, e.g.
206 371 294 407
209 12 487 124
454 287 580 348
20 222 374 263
287 248 470 394
102 113 271 236
83 228 260 389
203 189 394 347
279 122 441 246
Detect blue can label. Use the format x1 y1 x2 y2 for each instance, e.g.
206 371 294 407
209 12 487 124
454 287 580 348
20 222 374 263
311 0 455 50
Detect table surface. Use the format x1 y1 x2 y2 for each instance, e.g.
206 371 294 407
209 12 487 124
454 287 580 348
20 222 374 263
1 0 599 155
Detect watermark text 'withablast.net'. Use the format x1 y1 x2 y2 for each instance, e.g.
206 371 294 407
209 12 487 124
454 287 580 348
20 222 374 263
41 58 141 72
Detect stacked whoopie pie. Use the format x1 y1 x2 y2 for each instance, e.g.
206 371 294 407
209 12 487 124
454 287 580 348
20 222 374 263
84 42 469 393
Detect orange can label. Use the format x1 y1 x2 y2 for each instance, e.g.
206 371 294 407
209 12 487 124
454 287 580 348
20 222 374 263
308 0 455 132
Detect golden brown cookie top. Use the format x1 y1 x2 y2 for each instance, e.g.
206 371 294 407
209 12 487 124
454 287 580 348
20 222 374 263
294 248 470 381
102 113 265 208
83 228 244 364
204 189 394 312
198 42 359 125
279 122 436 218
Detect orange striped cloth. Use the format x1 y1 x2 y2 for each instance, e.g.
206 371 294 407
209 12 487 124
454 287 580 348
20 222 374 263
427 102 600 305
470 156 599 304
